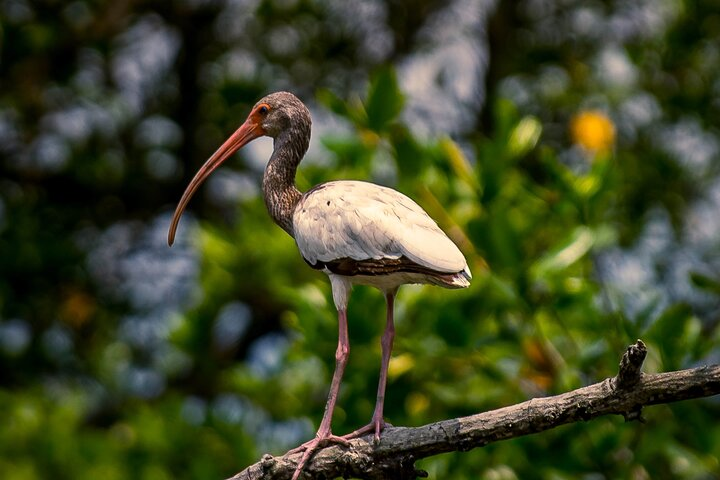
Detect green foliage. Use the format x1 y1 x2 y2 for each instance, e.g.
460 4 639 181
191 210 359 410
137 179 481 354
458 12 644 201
364 68 405 132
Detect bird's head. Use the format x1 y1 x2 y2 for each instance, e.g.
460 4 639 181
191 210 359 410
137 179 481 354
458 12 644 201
167 91 311 246
255 91 311 138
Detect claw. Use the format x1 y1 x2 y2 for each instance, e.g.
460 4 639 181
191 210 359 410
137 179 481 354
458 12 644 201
287 433 351 480
342 418 391 444
287 419 394 479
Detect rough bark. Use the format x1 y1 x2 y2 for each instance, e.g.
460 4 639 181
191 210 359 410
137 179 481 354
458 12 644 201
227 340 720 480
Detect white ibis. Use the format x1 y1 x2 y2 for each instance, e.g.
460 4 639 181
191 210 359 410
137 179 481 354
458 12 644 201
168 92 471 479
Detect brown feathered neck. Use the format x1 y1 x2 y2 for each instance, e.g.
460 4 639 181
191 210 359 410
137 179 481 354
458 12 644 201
260 94 311 236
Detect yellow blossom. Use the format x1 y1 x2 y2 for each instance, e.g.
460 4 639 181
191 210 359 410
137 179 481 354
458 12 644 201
570 110 615 152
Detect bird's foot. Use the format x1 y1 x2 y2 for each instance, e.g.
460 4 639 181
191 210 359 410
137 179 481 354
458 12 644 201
342 417 392 444
285 431 351 480
285 418 391 478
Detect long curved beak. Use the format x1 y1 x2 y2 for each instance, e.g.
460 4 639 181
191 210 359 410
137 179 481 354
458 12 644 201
168 119 264 246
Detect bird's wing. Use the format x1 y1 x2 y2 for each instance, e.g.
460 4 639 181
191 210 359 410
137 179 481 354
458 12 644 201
292 180 467 273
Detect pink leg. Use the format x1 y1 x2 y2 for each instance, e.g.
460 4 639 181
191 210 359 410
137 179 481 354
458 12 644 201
344 290 396 443
289 308 351 480
372 291 396 441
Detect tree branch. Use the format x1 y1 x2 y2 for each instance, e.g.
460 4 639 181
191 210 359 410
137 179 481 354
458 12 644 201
227 340 720 480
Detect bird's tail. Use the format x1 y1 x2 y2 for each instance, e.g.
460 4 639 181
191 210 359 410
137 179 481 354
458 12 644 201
431 265 472 289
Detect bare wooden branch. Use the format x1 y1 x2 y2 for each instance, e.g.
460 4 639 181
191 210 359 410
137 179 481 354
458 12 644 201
614 338 647 389
227 340 720 480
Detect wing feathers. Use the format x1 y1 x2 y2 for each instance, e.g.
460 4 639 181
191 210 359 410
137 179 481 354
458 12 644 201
293 181 468 274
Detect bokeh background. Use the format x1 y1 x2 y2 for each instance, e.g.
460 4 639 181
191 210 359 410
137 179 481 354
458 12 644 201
2 0 720 478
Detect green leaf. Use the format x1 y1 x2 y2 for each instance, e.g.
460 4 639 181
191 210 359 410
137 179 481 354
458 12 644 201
317 88 367 127
316 88 350 117
645 304 695 369
365 67 404 132
392 126 426 177
440 137 480 191
507 116 542 160
493 97 520 139
531 226 595 279
689 272 720 295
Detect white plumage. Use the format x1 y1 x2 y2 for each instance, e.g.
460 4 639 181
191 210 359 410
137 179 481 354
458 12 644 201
293 180 471 280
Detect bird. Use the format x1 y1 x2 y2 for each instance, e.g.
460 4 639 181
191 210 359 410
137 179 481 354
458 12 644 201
167 91 471 479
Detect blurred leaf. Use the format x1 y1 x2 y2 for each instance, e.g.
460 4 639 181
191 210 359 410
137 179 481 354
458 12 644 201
531 226 595 279
392 126 427 177
689 272 720 295
439 137 480 191
493 98 520 139
573 174 602 199
316 88 350 117
365 67 404 132
645 304 695 369
507 116 542 160
320 136 368 161
316 89 366 126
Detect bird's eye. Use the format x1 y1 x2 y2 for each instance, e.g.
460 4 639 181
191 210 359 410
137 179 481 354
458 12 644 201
258 104 270 115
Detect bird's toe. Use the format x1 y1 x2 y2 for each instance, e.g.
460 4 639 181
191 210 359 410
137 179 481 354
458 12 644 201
286 431 351 480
